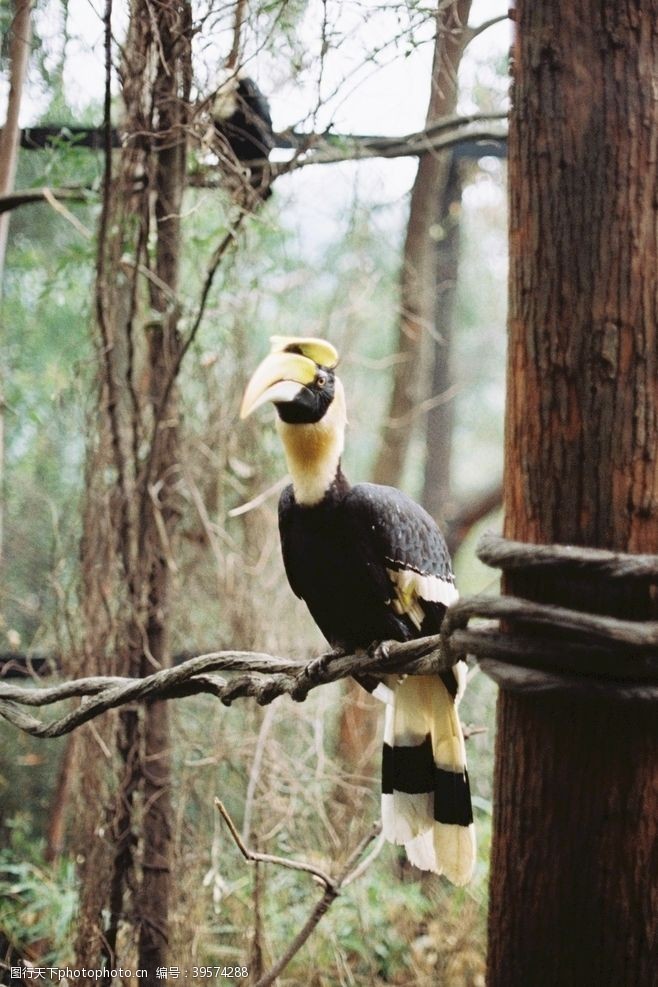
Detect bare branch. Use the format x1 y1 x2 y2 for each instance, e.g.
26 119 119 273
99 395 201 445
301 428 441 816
228 476 289 518
42 187 93 237
272 115 508 175
0 186 93 215
216 799 336 889
250 821 383 987
466 13 509 44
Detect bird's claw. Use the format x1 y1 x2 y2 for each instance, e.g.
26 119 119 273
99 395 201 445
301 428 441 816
367 640 390 664
305 651 334 681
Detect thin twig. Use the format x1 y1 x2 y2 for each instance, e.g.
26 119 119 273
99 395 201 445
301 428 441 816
141 215 246 498
242 704 277 842
228 476 290 518
42 187 92 237
341 827 387 888
216 799 335 888
465 13 509 43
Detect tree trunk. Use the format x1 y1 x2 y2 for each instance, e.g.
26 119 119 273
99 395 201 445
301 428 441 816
0 0 32 573
0 0 32 278
372 0 472 488
488 3 658 984
137 0 191 970
74 0 191 978
421 153 462 523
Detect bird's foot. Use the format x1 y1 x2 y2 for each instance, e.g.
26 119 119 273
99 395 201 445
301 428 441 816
366 640 391 665
304 650 337 682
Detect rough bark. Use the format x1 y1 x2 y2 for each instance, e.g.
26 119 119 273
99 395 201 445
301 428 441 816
372 0 472 488
489 3 658 984
0 0 32 278
137 1 191 971
0 0 32 574
74 0 192 978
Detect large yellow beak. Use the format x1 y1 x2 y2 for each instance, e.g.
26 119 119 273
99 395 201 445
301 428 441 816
240 351 318 419
241 336 340 419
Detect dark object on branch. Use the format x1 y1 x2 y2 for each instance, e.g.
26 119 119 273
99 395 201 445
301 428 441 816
211 75 275 162
19 124 121 150
240 336 475 884
209 74 275 200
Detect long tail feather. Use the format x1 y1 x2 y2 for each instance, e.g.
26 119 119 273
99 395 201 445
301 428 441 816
381 667 476 885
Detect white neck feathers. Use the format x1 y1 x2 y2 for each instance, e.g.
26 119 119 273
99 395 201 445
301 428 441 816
276 379 347 506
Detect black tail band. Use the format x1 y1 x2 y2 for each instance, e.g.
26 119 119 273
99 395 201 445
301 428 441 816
382 735 435 794
382 736 473 827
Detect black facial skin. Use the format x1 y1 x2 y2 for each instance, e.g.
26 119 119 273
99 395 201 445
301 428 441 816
275 367 336 424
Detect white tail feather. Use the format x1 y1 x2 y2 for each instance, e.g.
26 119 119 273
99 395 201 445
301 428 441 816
434 822 477 886
381 668 476 884
405 828 437 871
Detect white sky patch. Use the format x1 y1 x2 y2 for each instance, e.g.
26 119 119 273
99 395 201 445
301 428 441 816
3 0 509 134
1 0 509 261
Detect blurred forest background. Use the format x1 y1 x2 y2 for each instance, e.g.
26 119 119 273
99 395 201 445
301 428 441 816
0 0 508 982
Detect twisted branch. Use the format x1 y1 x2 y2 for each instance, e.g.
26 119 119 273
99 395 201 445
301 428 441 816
4 549 658 739
0 636 456 738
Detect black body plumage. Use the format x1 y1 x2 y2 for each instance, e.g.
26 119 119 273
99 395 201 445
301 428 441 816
213 76 275 162
278 472 454 652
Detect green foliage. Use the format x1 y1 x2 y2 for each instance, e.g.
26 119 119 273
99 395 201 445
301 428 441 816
1 114 99 646
0 817 77 964
0 724 68 846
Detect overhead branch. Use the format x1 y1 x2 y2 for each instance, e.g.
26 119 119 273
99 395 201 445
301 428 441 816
11 111 508 162
272 124 507 175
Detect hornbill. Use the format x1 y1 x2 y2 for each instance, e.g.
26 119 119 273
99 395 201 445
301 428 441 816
240 336 475 884
209 73 275 200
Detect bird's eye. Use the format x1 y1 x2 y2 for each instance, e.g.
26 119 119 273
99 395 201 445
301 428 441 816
316 374 327 388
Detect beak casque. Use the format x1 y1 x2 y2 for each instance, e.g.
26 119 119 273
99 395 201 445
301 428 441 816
240 336 339 419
